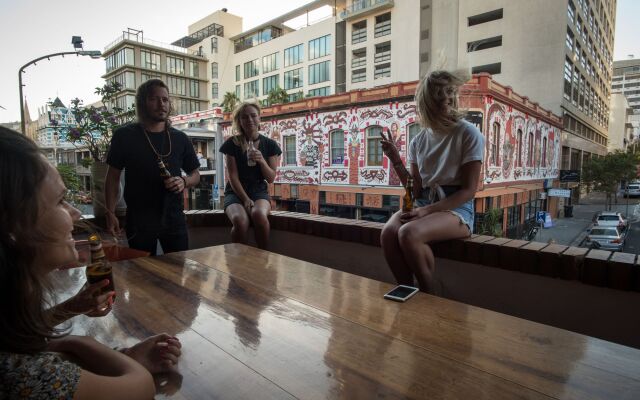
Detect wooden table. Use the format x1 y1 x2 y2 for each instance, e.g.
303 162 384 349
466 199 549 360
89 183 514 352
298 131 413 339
57 243 640 399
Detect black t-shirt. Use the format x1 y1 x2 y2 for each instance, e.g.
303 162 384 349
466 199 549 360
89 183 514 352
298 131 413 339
107 123 200 229
219 134 282 192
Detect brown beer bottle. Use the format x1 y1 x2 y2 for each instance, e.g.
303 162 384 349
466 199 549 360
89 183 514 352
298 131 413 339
86 233 116 298
157 159 172 178
403 177 414 212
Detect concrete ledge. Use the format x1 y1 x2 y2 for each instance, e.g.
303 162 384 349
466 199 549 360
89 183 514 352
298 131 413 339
186 210 640 292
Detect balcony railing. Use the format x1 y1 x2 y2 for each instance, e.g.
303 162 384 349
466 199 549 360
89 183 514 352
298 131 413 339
340 0 394 21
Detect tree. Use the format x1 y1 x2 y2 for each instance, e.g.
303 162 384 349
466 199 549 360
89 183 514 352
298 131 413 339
55 82 135 163
581 150 640 210
479 208 503 237
221 92 240 113
56 164 80 193
266 87 289 106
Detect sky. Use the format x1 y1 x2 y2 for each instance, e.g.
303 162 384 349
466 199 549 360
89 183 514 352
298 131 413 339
0 0 639 123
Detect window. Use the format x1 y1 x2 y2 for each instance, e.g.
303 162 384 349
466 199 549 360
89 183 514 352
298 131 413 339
352 20 366 44
407 123 421 145
288 92 303 102
308 87 330 97
284 68 303 89
567 1 575 23
263 75 279 95
190 80 199 98
244 80 259 98
352 68 366 83
211 83 218 99
374 13 391 37
468 8 503 26
211 62 218 79
141 72 160 82
467 36 502 52
572 66 579 105
189 61 199 78
472 63 501 75
105 47 134 72
374 63 390 79
366 127 383 166
566 28 574 51
352 48 366 68
235 85 241 99
564 58 573 99
244 59 259 78
166 56 184 75
263 52 279 73
284 44 304 67
309 35 331 60
235 65 241 81
211 37 218 53
309 61 330 84
541 137 547 167
141 50 160 70
375 42 391 63
284 136 296 165
167 77 186 96
330 130 344 164
516 129 523 167
490 122 500 165
527 131 534 167
109 71 136 90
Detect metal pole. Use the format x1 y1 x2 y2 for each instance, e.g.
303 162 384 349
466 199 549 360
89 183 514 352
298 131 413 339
18 50 101 135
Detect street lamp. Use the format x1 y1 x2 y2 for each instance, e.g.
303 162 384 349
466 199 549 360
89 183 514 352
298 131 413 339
18 36 102 134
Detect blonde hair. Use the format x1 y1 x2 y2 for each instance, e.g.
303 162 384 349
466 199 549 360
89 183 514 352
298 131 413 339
415 70 468 133
231 101 261 152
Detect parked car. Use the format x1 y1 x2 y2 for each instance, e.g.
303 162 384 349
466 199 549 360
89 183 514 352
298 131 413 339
622 183 640 198
584 226 626 251
593 211 628 231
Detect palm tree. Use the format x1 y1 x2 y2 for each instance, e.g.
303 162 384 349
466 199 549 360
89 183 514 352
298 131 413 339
221 92 240 113
266 87 290 106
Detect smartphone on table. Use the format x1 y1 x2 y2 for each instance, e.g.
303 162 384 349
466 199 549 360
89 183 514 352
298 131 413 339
383 285 419 302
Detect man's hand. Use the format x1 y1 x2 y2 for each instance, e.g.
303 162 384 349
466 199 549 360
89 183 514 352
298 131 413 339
164 176 185 193
106 211 122 238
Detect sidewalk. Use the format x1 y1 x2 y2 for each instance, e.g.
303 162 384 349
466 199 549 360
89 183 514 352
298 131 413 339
535 192 640 247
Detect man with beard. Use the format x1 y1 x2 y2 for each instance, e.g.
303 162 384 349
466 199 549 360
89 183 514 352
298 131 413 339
105 79 200 255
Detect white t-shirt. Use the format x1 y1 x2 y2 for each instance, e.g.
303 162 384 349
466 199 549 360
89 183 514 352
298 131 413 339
407 119 484 188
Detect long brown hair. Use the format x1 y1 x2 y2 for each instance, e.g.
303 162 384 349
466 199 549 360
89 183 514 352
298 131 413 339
231 101 261 152
0 127 65 353
415 70 468 133
135 78 173 125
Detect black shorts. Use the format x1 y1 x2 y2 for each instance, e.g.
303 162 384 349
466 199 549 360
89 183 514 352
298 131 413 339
224 181 270 209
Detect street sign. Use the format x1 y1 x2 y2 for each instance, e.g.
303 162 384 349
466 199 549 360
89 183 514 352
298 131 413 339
559 170 580 182
548 188 571 198
536 211 546 224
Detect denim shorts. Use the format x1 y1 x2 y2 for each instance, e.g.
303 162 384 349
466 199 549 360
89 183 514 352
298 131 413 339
415 186 475 234
224 180 270 209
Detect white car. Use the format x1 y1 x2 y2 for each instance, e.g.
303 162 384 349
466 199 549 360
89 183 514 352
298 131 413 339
585 227 626 251
593 211 628 231
623 183 640 198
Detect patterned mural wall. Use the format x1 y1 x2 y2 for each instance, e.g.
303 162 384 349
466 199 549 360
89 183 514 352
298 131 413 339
221 96 560 187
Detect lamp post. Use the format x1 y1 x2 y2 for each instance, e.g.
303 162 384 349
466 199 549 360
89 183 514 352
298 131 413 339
18 36 101 134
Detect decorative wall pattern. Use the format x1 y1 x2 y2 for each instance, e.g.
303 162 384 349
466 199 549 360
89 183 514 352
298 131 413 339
221 97 560 187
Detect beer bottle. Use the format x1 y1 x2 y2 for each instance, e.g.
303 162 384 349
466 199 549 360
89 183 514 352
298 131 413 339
85 233 116 298
247 140 257 166
158 159 172 178
403 177 414 212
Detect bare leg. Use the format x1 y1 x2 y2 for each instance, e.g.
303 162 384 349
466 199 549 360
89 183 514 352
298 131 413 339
380 211 414 285
225 204 250 244
251 199 271 250
398 212 470 293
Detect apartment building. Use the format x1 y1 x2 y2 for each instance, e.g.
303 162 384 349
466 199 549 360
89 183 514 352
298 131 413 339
613 58 640 112
607 92 634 152
102 28 209 115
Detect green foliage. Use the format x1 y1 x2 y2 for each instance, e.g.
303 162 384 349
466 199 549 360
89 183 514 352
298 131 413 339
55 82 135 162
479 208 503 237
266 87 290 106
582 150 639 209
221 92 240 113
56 164 80 193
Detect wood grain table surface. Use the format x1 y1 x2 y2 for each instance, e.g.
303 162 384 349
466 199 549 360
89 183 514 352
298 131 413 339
54 243 640 399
